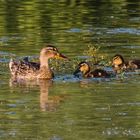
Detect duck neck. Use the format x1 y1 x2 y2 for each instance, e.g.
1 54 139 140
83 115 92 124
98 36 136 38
40 56 49 68
39 57 53 79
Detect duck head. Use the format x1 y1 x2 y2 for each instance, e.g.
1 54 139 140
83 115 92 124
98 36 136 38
73 62 90 76
112 54 124 68
40 44 68 59
40 44 68 66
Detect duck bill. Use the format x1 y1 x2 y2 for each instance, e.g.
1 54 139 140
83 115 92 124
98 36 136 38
55 53 69 60
73 67 80 76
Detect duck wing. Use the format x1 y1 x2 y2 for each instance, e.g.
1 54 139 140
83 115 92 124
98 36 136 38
9 58 40 77
91 69 110 78
128 59 140 69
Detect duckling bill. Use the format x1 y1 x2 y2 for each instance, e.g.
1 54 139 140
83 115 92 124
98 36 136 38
74 62 111 78
9 44 68 80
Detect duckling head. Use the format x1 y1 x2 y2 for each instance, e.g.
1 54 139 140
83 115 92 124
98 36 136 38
73 61 90 76
112 54 124 68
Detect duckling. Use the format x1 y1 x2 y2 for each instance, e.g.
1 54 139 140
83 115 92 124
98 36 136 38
9 44 68 80
73 62 111 78
112 54 140 73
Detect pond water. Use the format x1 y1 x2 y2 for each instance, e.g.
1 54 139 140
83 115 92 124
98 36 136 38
0 0 140 139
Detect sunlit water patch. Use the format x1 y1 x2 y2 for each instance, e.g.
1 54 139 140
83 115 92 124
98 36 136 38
107 28 140 35
66 28 92 33
103 127 140 137
129 17 140 22
121 45 140 49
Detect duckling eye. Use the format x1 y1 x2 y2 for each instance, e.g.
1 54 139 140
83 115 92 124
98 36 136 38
113 56 119 61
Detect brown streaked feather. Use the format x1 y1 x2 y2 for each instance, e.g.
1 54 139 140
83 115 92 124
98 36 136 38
128 60 140 69
9 59 40 79
90 69 110 78
38 66 54 79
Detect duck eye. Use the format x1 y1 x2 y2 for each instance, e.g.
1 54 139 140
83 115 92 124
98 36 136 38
53 48 56 51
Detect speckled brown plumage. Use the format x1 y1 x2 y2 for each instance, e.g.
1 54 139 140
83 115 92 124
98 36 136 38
9 59 40 79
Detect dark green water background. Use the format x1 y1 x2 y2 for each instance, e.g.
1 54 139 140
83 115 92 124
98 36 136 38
0 0 140 139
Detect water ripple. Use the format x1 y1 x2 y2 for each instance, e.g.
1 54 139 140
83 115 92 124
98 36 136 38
107 28 140 35
66 28 91 33
103 127 140 137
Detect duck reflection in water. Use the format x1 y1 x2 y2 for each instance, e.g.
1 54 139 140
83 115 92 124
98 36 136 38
39 79 66 112
9 79 67 112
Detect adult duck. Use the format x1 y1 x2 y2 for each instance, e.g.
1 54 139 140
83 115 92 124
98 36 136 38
73 62 112 78
112 54 140 73
9 44 68 79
